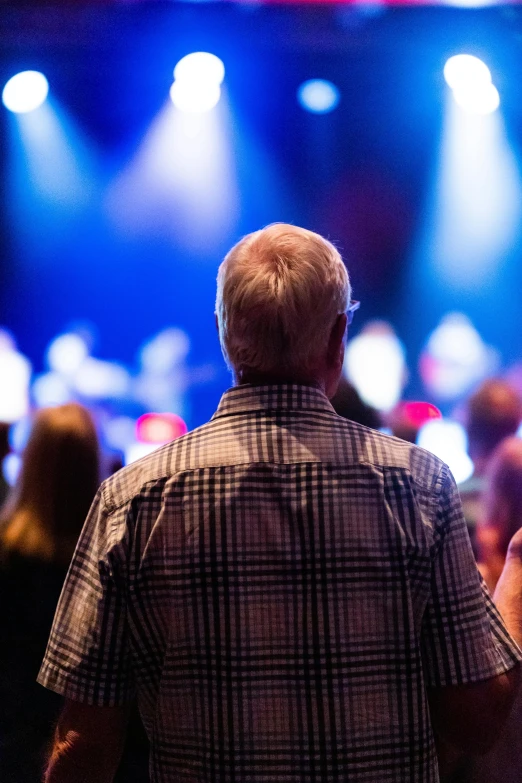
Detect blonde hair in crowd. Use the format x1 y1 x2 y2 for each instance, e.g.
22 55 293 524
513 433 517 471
216 223 350 378
0 403 100 566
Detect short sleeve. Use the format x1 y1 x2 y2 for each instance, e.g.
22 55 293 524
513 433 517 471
37 486 134 706
422 467 522 688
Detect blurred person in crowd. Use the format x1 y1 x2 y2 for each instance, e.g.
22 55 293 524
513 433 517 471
450 438 522 783
458 379 522 547
0 404 100 783
0 404 99 564
330 375 382 429
0 422 10 507
39 224 522 783
389 405 421 444
476 437 522 594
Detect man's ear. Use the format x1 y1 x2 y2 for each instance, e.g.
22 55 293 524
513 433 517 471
328 313 348 369
215 313 219 334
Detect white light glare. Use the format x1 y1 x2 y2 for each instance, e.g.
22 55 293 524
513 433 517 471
2 70 49 114
452 82 500 115
173 53 225 86
170 52 225 114
443 55 492 91
170 80 221 114
0 335 31 423
125 441 159 466
344 323 406 412
443 54 499 115
47 333 89 376
298 80 340 115
417 419 474 484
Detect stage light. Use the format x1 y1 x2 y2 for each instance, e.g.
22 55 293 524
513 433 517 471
170 52 225 113
106 96 240 253
297 79 340 114
173 52 225 87
428 91 520 288
136 412 188 444
170 79 221 114
443 55 499 115
125 413 188 465
443 0 499 7
398 402 442 429
452 82 500 115
443 55 492 91
2 71 49 114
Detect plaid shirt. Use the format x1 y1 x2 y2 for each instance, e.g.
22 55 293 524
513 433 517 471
39 384 521 783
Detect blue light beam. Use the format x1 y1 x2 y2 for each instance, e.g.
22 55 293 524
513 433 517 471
422 93 521 289
105 95 239 255
8 100 95 210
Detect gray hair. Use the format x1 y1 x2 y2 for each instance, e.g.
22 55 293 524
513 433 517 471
216 223 350 378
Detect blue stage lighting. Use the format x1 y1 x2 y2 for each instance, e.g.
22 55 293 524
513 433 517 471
297 80 340 114
443 55 491 91
2 70 49 113
173 52 225 86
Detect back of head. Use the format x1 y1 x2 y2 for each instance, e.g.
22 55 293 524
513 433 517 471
1 403 100 564
466 379 522 462
216 223 350 380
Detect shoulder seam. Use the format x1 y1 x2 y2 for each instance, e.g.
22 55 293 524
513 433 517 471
101 475 170 515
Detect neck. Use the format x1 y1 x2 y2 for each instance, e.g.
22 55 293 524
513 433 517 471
236 369 325 393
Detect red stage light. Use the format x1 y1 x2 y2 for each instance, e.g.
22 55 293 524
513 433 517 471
400 402 442 428
136 413 188 444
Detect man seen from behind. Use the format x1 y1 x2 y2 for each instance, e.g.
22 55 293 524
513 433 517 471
40 224 522 782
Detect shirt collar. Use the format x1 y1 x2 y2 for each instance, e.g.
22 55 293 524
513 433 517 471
212 383 336 419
